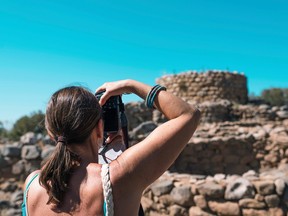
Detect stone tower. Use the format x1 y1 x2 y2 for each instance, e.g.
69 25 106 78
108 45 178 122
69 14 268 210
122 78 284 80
156 70 248 104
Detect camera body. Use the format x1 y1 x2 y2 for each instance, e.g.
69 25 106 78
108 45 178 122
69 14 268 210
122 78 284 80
95 91 121 133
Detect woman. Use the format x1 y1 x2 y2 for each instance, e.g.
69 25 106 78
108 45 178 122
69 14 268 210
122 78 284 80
22 79 201 216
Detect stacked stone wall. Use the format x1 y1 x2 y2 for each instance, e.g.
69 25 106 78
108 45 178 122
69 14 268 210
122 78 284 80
142 169 288 215
172 121 288 175
126 101 288 174
156 70 248 104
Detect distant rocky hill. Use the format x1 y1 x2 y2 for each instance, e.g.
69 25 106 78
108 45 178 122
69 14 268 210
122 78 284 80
1 71 288 216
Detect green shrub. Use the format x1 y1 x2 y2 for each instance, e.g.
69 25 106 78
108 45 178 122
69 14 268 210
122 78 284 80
0 121 7 139
9 111 45 140
261 88 288 106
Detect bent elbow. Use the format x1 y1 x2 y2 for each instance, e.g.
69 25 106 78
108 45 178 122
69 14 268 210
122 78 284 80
189 105 201 125
194 107 201 123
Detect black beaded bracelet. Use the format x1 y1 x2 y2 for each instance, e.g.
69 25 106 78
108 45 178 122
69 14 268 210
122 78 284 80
145 85 166 108
145 85 159 108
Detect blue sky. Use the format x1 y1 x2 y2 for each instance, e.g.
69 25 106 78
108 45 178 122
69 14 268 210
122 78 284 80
0 0 288 127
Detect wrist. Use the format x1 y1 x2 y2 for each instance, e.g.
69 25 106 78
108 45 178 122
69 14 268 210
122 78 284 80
124 80 152 100
125 79 137 94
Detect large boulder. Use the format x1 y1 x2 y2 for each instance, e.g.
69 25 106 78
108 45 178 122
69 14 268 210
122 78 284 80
1 145 21 158
198 100 232 123
129 121 157 140
125 102 153 131
276 110 288 119
193 195 207 209
189 206 214 216
253 180 275 195
170 186 193 207
21 145 41 160
20 132 37 145
208 201 240 216
169 205 187 216
196 181 225 199
12 160 26 175
274 178 285 196
151 180 173 196
0 155 9 169
239 198 266 209
10 190 23 207
264 194 280 208
225 177 255 200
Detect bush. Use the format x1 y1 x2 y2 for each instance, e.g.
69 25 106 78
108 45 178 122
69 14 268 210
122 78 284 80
261 88 288 106
9 111 45 140
0 121 7 139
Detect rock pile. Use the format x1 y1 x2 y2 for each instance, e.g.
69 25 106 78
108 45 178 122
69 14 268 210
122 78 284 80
229 104 287 123
0 178 22 216
125 102 153 131
172 120 288 175
0 132 54 216
0 132 54 180
142 168 288 216
185 101 287 123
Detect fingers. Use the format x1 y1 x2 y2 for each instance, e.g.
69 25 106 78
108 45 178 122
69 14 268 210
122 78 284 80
98 91 110 106
105 133 123 144
95 80 127 106
95 83 110 106
95 83 107 94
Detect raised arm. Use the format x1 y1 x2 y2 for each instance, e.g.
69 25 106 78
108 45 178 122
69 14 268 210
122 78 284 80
96 79 201 189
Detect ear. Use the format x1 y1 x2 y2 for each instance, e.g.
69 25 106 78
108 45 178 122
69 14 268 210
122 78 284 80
95 119 104 139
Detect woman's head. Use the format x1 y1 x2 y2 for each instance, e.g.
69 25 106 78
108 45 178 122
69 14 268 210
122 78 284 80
40 86 102 206
45 86 102 144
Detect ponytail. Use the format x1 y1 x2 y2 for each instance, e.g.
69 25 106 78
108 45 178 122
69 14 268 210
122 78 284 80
42 86 102 206
39 141 80 206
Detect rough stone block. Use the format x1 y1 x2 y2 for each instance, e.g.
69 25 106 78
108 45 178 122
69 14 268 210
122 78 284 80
170 186 193 207
2 146 21 158
242 209 269 216
10 190 23 207
21 145 40 160
189 206 213 216
264 194 280 208
274 178 285 196
225 177 255 200
268 208 284 216
151 180 174 196
193 195 207 209
12 160 26 175
20 132 36 145
196 181 224 198
169 205 187 216
239 198 266 209
253 180 275 195
208 201 240 216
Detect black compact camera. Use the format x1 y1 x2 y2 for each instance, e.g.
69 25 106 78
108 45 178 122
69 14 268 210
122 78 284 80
95 90 129 149
95 91 122 133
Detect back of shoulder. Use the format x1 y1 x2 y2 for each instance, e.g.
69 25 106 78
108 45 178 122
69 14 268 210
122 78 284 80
24 170 41 191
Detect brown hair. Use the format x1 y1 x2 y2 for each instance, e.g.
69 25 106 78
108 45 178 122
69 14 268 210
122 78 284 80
39 86 102 206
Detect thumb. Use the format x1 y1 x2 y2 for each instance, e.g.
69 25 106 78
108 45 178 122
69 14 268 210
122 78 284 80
99 91 110 106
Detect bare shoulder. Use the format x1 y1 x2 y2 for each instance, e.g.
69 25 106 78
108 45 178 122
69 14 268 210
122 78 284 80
23 170 41 190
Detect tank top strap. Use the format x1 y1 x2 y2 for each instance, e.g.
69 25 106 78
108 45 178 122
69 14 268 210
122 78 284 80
21 173 40 216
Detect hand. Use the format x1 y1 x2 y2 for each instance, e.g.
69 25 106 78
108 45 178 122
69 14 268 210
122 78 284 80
105 131 124 145
95 80 131 106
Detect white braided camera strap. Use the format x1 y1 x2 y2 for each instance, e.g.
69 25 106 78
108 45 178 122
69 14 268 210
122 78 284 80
101 164 114 216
